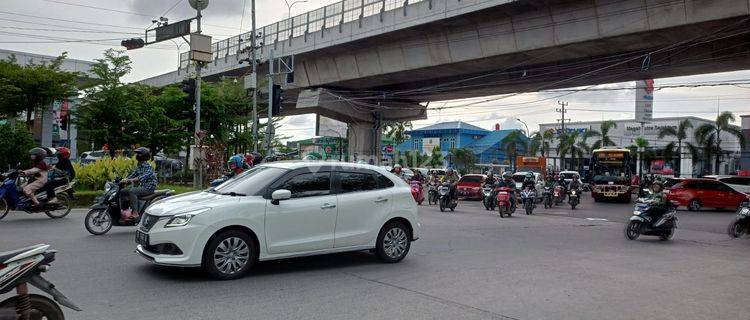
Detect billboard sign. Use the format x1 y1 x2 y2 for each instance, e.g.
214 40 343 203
316 114 347 138
422 137 440 154
635 79 654 123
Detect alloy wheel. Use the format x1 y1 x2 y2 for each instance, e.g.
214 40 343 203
213 237 250 275
382 227 408 260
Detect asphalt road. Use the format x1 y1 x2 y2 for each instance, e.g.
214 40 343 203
1 196 748 320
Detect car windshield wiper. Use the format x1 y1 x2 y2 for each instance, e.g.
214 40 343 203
219 191 246 197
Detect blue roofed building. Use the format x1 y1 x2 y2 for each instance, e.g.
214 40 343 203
395 121 526 167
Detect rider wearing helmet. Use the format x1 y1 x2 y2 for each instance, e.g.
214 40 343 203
228 154 245 175
569 174 583 193
244 153 254 169
43 147 76 204
544 174 555 188
646 181 669 218
441 168 460 200
484 171 498 187
21 147 50 206
392 164 404 180
120 147 157 220
522 172 536 191
410 169 425 183
496 171 517 208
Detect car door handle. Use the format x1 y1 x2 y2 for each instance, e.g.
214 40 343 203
321 203 336 209
374 198 388 203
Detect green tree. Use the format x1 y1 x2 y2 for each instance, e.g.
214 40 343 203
383 121 412 145
128 84 192 154
428 145 444 168
74 49 136 157
0 123 34 170
693 111 746 175
658 119 693 177
634 136 649 177
0 53 79 125
558 131 585 170
501 129 527 171
449 148 476 175
583 120 618 150
529 129 554 157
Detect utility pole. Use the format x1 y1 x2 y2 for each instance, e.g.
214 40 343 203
251 0 258 153
556 101 568 170
193 6 204 189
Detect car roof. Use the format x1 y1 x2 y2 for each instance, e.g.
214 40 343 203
259 160 390 174
559 171 579 174
462 174 485 177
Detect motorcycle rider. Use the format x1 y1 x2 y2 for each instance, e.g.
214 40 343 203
496 171 517 209
522 172 536 191
644 181 669 220
410 170 425 183
119 147 157 220
392 164 405 180
228 154 246 176
43 147 75 204
569 175 583 193
484 171 498 186
20 147 50 207
544 174 555 188
441 168 460 202
428 170 441 184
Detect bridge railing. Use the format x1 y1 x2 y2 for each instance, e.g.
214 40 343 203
179 0 427 71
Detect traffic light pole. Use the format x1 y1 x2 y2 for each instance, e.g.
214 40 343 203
266 48 274 157
193 8 204 189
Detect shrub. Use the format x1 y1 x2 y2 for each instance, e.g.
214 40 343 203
0 123 34 171
73 157 155 190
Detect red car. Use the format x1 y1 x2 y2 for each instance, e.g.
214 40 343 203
666 178 749 211
456 174 486 200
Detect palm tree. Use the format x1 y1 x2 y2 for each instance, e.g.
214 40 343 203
500 130 527 171
693 111 746 175
583 120 618 150
383 121 412 145
557 131 585 170
634 136 649 177
449 147 476 175
529 129 554 157
658 119 693 177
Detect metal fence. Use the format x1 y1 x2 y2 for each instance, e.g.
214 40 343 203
180 0 427 70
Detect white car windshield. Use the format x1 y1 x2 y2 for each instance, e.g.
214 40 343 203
211 166 287 195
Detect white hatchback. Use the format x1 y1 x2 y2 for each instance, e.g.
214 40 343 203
135 161 421 279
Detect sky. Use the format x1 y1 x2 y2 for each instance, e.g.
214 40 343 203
1 0 748 142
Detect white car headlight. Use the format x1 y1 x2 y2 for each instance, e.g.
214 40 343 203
164 208 211 228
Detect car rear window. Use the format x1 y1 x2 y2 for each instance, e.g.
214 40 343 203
560 173 578 179
722 177 750 186
460 176 483 183
512 175 525 183
339 172 378 193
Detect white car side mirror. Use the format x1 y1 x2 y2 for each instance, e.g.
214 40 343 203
271 189 292 205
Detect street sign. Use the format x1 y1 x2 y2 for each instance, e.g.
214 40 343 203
190 51 212 62
189 0 209 10
151 19 192 43
635 79 654 123
189 33 213 62
244 73 257 89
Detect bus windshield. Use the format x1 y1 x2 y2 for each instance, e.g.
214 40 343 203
591 151 631 184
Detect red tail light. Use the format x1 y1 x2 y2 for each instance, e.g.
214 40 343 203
0 263 5 270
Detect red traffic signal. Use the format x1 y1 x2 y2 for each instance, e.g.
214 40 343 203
121 38 145 50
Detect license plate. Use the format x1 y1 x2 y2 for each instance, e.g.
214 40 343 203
135 230 149 246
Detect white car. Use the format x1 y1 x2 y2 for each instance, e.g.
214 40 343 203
135 161 421 280
512 172 544 199
703 175 750 194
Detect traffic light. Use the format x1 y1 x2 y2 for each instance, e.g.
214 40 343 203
181 78 196 106
121 38 145 50
271 84 282 116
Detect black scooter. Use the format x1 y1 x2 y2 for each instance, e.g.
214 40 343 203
84 178 172 235
0 244 80 320
568 188 580 210
625 198 678 241
728 201 750 238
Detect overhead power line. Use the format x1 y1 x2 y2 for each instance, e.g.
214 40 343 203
0 10 142 30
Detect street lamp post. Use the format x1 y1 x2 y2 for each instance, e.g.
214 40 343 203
284 0 307 19
516 118 530 136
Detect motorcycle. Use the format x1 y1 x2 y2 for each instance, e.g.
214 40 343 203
0 244 81 319
482 184 495 211
410 181 425 205
84 177 173 235
568 189 580 210
427 182 439 205
727 201 750 238
438 183 457 212
553 185 565 205
495 186 515 218
542 186 553 209
625 198 678 241
0 171 73 221
520 187 536 215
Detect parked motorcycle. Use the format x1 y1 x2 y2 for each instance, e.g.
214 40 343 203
520 187 536 215
0 171 73 221
569 189 580 210
625 198 678 241
542 186 553 209
727 201 750 238
84 178 173 235
427 182 439 205
410 181 424 205
438 183 457 212
495 186 515 218
482 184 495 211
553 185 565 205
0 244 81 319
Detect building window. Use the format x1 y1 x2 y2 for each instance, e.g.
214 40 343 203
450 138 456 150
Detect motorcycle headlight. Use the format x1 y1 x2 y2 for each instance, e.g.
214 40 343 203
633 210 642 216
571 191 577 195
164 208 211 228
104 182 114 193
741 207 750 216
